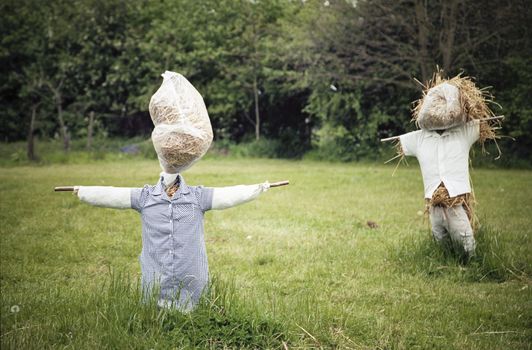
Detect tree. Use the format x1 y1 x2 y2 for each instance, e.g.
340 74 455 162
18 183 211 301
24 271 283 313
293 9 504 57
223 0 285 140
19 68 44 161
70 0 152 143
0 0 530 163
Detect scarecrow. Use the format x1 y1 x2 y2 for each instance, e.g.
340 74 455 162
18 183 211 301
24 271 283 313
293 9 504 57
56 71 288 311
382 70 502 257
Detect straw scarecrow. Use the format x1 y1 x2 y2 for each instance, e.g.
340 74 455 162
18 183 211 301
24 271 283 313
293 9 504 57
57 71 288 311
382 70 502 257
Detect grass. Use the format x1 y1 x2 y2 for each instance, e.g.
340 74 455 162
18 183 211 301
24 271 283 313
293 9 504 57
1 158 531 349
0 138 157 167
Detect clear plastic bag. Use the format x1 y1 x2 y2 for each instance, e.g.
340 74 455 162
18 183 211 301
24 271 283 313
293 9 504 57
417 82 466 130
149 71 213 173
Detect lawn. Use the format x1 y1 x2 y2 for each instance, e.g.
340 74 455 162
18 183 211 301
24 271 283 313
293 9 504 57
1 158 530 349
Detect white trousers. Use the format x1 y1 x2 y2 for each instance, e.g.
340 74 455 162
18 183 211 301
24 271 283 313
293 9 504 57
429 205 476 254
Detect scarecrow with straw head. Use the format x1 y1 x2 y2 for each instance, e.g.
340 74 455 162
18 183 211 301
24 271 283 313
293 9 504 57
56 71 288 311
382 70 503 258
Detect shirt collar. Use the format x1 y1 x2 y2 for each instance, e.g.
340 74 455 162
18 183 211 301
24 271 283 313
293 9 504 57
152 174 191 196
424 126 461 139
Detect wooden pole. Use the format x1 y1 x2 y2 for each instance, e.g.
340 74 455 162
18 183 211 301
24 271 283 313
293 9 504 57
380 116 505 142
380 136 400 142
54 186 75 192
484 115 505 121
55 181 290 192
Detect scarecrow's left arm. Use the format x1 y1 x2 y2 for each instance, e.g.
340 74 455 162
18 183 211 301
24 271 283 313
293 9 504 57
210 182 270 210
465 120 480 146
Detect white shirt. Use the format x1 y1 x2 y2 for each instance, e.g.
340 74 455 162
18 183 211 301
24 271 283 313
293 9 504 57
399 121 480 199
76 173 269 210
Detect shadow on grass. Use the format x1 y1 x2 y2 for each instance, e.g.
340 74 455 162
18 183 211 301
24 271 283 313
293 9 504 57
389 225 530 283
1 271 289 350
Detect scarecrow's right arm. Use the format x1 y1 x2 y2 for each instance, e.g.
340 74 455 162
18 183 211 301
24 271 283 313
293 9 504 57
76 186 135 209
398 130 422 157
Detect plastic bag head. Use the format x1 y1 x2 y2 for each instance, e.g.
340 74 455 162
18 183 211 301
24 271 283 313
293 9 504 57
416 82 465 130
149 71 213 173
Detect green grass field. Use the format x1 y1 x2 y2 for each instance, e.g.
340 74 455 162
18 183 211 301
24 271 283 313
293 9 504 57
1 158 531 349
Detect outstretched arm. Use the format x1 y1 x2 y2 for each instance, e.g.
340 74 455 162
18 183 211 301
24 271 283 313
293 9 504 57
381 131 420 158
399 130 422 157
211 182 270 210
76 186 136 209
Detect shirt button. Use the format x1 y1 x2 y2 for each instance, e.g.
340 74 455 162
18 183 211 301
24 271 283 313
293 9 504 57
169 250 173 254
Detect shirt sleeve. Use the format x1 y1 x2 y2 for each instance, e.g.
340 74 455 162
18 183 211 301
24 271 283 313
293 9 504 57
399 130 422 157
77 186 134 209
211 183 269 210
464 120 480 146
194 186 214 212
130 186 149 212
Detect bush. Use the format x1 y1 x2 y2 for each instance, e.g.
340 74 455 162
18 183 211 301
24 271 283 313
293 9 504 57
230 138 283 158
209 135 307 159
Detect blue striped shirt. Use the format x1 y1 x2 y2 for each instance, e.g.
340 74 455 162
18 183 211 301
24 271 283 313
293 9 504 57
131 175 213 311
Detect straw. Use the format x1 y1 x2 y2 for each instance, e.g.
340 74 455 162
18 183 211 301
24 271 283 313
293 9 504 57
412 69 501 150
427 182 478 230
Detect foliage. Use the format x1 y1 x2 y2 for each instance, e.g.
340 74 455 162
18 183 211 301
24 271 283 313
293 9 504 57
1 0 531 163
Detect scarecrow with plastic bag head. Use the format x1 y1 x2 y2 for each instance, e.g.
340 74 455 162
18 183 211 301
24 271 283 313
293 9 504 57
384 70 502 258
73 71 283 312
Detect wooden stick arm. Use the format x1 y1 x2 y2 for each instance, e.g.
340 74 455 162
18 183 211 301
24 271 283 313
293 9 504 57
380 136 400 142
269 180 289 188
484 115 505 121
380 116 505 142
54 186 76 192
54 181 290 192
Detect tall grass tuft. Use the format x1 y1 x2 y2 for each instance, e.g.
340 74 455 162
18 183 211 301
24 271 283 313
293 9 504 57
389 225 530 283
1 271 289 349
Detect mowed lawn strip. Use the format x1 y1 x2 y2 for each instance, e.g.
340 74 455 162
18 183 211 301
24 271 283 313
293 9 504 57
1 159 530 349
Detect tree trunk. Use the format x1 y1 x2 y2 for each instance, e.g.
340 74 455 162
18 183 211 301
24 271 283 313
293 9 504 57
253 74 260 141
440 0 459 72
250 14 260 141
46 80 69 152
415 0 431 82
87 111 94 150
56 100 70 152
27 103 38 161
